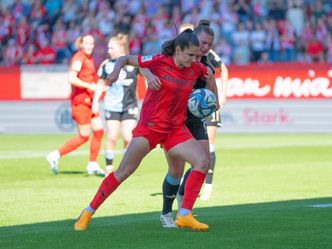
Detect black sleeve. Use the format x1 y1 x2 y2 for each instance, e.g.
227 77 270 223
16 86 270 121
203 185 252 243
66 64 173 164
207 51 222 68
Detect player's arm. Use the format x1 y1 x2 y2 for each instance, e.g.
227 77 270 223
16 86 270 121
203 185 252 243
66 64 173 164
92 78 106 114
68 70 96 91
205 67 220 110
107 55 139 86
139 68 161 90
219 63 229 108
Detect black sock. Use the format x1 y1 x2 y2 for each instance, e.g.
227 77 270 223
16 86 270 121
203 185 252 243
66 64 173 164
206 151 215 184
162 177 180 215
178 168 191 196
106 158 113 166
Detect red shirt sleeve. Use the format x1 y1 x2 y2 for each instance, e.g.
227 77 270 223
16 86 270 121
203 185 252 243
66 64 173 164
137 54 163 69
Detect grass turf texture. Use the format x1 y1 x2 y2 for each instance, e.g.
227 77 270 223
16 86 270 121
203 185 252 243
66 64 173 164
0 134 331 249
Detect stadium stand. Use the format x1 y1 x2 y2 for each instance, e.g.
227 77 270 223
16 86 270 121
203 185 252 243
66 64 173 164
0 0 331 67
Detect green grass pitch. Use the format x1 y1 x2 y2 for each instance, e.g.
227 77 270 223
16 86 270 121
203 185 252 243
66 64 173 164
0 134 331 249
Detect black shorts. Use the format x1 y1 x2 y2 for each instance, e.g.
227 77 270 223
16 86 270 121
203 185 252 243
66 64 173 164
186 118 208 141
205 110 222 127
105 107 138 121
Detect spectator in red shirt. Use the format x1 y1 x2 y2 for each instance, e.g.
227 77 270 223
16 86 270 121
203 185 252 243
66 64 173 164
36 39 56 64
306 35 324 63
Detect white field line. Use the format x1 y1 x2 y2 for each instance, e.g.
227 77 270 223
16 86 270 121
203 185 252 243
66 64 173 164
1 140 331 160
308 204 332 208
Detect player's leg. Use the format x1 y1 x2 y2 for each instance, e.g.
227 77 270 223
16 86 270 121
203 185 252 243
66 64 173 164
75 136 151 231
164 127 210 230
167 138 210 231
46 104 91 174
177 118 209 204
201 110 221 200
87 116 104 176
105 116 121 175
160 151 185 228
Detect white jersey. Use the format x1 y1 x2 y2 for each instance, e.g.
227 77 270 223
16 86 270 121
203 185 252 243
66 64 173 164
98 59 139 112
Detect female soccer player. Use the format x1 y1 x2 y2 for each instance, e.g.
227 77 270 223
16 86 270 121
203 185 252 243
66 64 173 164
75 29 214 231
160 20 222 228
92 34 140 176
46 35 104 176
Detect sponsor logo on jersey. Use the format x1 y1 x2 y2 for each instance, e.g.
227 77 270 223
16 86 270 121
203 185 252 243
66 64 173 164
141 55 153 62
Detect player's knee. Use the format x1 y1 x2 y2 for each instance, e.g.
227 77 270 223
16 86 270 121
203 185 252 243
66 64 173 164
93 129 104 139
193 155 210 173
79 135 90 143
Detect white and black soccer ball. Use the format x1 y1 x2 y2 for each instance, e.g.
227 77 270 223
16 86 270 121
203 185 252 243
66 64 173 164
188 88 217 118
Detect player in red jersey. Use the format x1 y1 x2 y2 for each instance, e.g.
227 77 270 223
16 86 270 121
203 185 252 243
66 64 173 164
46 35 104 176
75 29 214 231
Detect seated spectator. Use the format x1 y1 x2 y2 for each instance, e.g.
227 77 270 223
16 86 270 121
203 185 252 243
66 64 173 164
36 39 56 64
2 38 22 66
22 43 38 64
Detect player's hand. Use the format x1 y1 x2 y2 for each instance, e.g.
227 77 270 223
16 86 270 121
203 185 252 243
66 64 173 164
88 82 97 92
146 74 162 90
92 101 99 114
106 71 120 86
204 67 213 79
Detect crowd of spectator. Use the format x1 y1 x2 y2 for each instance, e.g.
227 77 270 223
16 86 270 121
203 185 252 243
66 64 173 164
0 0 332 67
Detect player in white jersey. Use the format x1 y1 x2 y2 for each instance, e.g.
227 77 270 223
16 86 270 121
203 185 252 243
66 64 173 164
92 34 139 175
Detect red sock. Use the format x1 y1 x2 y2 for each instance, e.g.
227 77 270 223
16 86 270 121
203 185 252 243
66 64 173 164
58 135 89 156
90 129 104 161
90 172 120 210
182 170 206 210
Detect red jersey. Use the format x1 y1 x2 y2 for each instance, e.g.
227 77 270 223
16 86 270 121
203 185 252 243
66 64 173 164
138 54 207 133
69 51 97 106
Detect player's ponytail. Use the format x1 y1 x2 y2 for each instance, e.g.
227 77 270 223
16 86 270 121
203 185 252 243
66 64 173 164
162 29 199 56
74 36 83 50
74 34 94 51
194 19 214 38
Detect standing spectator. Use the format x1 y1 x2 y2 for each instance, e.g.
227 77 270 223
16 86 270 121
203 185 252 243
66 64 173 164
44 0 62 25
52 20 69 63
233 40 251 65
232 22 250 48
214 37 232 65
280 20 297 61
62 0 79 25
311 1 325 23
286 0 305 36
16 16 30 46
250 22 267 61
265 20 281 62
219 1 237 43
268 0 286 21
233 0 251 23
305 35 324 63
66 21 81 54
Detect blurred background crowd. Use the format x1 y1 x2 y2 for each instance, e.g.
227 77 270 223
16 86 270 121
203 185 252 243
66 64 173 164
0 0 332 67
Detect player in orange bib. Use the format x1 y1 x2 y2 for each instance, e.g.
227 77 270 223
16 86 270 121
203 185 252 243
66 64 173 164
46 34 104 176
75 29 214 231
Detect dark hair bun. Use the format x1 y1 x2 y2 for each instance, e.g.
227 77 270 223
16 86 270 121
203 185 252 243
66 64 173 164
198 19 211 27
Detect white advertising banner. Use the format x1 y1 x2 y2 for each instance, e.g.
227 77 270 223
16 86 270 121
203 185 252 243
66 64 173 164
20 65 70 99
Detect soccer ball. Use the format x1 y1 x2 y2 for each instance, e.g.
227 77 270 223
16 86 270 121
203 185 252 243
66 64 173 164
188 88 217 118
